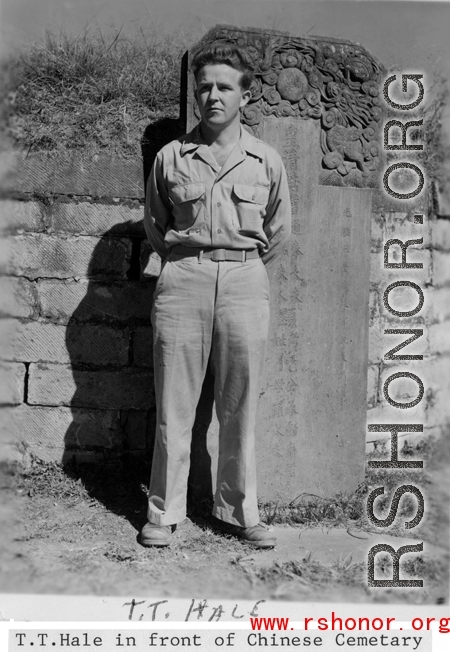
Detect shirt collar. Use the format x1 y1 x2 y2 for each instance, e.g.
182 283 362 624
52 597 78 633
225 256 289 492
180 124 264 160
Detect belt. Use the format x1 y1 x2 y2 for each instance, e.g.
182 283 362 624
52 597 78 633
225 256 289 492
171 244 260 263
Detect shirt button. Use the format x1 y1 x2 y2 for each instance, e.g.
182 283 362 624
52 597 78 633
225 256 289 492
217 202 221 207
217 229 222 234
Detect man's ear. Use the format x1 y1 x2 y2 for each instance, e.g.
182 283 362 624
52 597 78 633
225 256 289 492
240 89 252 109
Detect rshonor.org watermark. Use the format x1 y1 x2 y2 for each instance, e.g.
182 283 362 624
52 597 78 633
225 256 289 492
366 73 427 587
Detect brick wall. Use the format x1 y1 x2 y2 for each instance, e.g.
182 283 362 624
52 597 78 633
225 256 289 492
0 152 157 464
366 187 450 452
1 149 449 466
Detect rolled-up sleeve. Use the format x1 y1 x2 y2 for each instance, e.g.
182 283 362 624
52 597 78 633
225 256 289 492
260 155 292 266
144 152 172 261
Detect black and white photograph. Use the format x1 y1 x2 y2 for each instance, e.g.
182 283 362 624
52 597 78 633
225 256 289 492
0 0 449 648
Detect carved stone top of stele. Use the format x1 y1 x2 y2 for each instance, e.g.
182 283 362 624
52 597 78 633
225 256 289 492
190 25 385 188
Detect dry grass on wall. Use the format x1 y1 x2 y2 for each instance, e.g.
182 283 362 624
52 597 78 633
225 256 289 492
0 29 186 158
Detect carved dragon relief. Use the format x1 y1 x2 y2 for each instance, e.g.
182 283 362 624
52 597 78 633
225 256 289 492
192 28 383 188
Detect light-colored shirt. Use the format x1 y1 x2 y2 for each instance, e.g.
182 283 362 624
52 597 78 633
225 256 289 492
144 125 291 265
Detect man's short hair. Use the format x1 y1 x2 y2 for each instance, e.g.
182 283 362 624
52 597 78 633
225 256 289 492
191 42 255 91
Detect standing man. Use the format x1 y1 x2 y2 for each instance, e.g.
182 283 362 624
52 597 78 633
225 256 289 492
141 42 291 548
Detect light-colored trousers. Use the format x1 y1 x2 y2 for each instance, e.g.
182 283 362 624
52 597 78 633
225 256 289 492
147 252 270 527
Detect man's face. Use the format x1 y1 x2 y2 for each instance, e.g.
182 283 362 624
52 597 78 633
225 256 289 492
195 63 251 132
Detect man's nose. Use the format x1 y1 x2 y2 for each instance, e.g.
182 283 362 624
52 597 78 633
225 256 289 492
209 85 220 101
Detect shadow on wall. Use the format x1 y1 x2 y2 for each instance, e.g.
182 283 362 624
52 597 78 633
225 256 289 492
62 118 215 534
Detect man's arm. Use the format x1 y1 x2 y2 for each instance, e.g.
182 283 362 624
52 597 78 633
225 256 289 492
261 155 292 266
144 152 172 261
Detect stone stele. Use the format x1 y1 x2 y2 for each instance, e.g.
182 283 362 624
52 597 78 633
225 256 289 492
184 26 384 501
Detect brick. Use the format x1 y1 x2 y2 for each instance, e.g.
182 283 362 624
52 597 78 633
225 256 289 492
28 363 154 409
0 200 45 234
0 277 37 318
50 201 144 236
132 327 153 367
0 151 144 198
431 219 450 251
0 440 24 463
429 321 450 355
428 287 450 323
427 356 450 427
0 362 26 405
0 234 131 279
37 279 154 324
366 401 427 429
433 250 450 287
0 405 124 452
384 211 430 246
370 249 431 288
0 319 129 366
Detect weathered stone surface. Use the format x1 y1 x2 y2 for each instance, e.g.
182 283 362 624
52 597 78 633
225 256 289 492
379 281 429 323
367 364 379 408
368 325 385 365
0 200 45 234
384 211 431 243
429 287 450 324
0 405 124 454
431 219 450 251
255 123 372 499
132 327 153 367
370 216 384 253
429 321 450 355
0 276 37 318
0 361 26 405
0 234 131 279
37 279 154 324
50 201 144 236
0 319 129 366
28 363 154 409
427 356 450 427
433 250 450 287
0 151 144 198
370 250 432 288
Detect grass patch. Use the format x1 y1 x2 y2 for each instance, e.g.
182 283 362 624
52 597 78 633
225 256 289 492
258 437 436 536
0 28 186 157
9 436 435 538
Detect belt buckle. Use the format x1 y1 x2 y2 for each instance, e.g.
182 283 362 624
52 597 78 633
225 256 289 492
211 249 226 262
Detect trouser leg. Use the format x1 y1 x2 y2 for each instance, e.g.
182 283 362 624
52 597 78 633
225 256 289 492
211 258 270 527
147 257 216 525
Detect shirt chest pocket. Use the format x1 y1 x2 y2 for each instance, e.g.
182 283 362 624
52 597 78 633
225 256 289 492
169 182 205 231
232 183 270 233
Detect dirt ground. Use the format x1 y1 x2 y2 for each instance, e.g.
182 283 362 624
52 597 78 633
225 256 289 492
0 441 448 606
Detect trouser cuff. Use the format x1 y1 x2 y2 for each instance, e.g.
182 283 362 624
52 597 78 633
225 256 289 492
213 506 260 528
